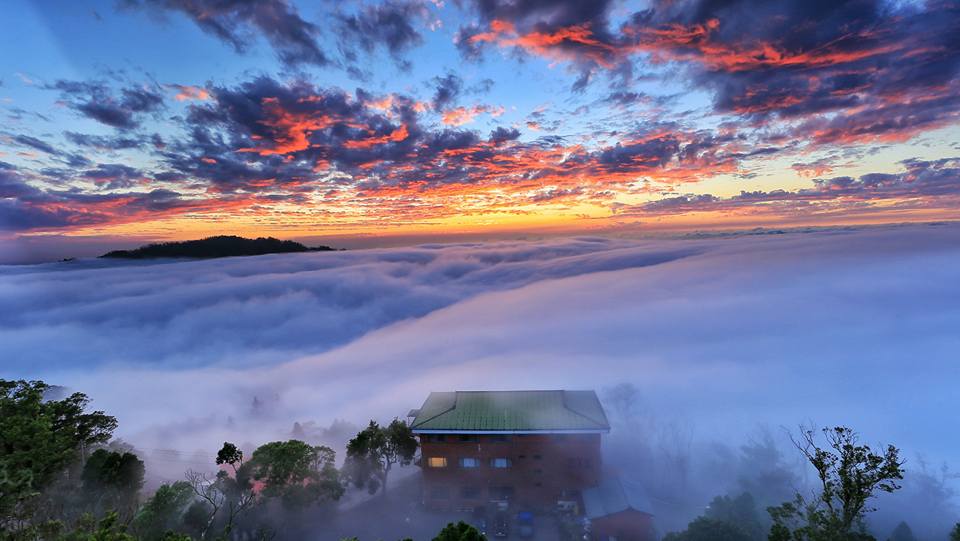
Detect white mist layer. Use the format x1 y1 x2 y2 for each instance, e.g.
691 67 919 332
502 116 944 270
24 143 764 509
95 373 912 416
2 224 959 467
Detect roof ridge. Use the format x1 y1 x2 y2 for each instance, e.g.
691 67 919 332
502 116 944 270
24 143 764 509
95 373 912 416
410 391 457 428
454 389 566 393
561 391 610 428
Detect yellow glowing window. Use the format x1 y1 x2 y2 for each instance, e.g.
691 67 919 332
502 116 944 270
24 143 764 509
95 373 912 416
427 457 448 468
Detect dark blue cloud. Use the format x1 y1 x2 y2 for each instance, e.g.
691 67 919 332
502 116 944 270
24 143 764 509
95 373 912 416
121 0 329 67
49 80 164 130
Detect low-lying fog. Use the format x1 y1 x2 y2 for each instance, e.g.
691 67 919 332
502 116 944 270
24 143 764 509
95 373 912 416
2 223 959 536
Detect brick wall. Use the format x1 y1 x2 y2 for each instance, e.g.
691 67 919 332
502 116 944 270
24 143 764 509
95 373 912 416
418 433 602 511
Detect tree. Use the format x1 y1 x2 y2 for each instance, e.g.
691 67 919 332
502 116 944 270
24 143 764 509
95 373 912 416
704 493 765 540
81 449 145 519
950 523 960 541
185 442 257 540
344 419 418 495
131 481 195 541
433 521 486 541
768 426 904 541
737 429 800 509
56 511 136 541
663 517 754 541
243 440 345 510
0 379 117 529
886 522 916 541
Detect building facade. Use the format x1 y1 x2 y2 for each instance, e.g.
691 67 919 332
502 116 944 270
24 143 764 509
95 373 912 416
409 390 610 512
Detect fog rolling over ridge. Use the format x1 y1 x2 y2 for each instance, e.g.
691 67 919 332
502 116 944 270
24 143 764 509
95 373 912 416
2 224 959 531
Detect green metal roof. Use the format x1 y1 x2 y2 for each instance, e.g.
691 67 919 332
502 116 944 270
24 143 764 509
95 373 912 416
410 390 610 433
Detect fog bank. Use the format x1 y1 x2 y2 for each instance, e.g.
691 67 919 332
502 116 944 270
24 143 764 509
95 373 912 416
2 223 959 489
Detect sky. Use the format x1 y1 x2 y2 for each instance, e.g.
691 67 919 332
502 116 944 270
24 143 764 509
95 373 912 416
1 0 959 260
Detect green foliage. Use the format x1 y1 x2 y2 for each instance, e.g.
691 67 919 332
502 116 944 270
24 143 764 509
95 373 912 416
243 440 344 510
158 533 193 541
81 449 145 515
57 511 136 541
215 443 242 469
131 482 195 541
181 501 211 538
343 419 418 495
0 379 117 526
704 493 765 540
183 442 257 540
663 492 765 541
950 523 960 541
341 523 482 541
100 236 330 259
664 517 754 541
767 426 904 541
886 522 916 541
432 521 487 541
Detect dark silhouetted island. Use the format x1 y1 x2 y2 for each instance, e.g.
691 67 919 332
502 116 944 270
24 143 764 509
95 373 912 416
100 236 334 259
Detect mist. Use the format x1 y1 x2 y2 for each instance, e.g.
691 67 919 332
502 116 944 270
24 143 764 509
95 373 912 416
3 223 959 538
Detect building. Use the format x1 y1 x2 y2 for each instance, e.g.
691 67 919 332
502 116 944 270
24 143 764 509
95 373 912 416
409 390 610 512
583 476 657 541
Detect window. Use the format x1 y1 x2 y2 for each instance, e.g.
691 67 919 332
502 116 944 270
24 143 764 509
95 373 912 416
427 457 448 468
490 457 512 468
425 434 446 443
490 486 514 499
431 486 450 499
460 486 481 498
533 454 542 460
568 458 592 468
459 434 478 442
490 434 511 443
459 457 480 468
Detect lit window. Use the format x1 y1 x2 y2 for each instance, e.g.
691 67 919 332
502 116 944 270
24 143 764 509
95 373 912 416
460 457 480 468
427 457 448 468
490 457 512 468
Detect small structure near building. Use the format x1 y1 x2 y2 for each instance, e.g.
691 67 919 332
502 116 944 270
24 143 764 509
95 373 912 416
582 476 657 541
409 390 610 512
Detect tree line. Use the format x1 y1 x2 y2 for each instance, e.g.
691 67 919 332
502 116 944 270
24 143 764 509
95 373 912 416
3 378 959 540
0 379 418 540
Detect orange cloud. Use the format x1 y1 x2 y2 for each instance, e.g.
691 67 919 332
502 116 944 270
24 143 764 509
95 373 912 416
471 19 619 68
343 124 410 149
624 20 901 73
441 105 502 126
237 97 338 156
171 85 211 101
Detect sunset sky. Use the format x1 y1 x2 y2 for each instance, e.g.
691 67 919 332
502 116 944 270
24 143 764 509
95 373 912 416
1 0 959 254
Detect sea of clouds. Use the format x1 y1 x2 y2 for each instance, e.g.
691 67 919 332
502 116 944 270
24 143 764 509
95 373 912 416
2 224 959 473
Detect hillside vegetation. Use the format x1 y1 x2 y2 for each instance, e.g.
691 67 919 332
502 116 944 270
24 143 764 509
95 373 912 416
100 236 334 259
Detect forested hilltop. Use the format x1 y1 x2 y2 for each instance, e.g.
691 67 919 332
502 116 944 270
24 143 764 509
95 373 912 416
100 236 334 260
